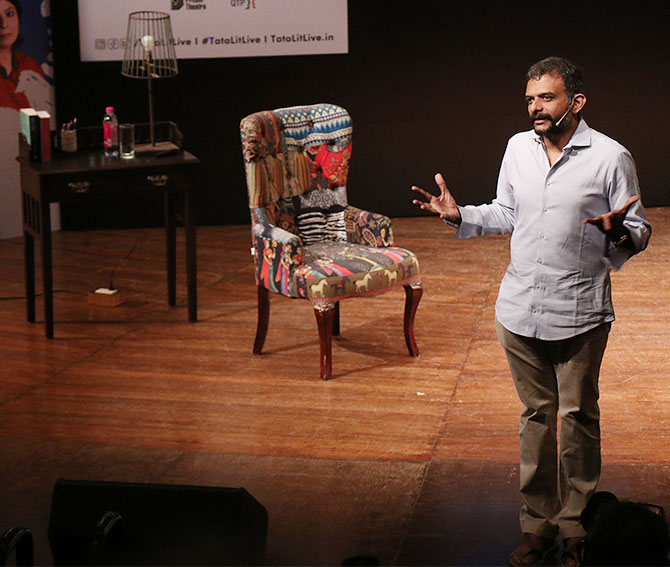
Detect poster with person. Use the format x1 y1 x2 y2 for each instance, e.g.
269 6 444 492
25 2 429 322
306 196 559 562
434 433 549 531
0 0 57 239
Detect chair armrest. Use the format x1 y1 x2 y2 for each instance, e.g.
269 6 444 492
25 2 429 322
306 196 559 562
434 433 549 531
252 223 305 294
344 206 394 247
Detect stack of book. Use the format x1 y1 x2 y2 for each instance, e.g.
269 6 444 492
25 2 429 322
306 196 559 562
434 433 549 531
19 107 52 162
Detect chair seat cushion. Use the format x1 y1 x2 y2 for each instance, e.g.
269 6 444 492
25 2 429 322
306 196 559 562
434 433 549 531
293 241 420 304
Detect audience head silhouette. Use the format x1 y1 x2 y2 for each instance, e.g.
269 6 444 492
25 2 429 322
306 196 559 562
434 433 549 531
580 492 670 566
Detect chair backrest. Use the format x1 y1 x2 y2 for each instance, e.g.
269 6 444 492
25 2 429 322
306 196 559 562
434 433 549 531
240 103 353 237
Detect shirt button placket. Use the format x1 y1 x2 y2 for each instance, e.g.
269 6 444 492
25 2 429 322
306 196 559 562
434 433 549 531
532 179 551 320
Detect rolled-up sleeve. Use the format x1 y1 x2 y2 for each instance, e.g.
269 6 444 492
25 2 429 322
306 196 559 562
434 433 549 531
606 151 652 270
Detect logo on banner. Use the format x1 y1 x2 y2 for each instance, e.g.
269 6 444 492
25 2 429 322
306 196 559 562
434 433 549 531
172 0 207 10
94 37 128 50
231 0 256 8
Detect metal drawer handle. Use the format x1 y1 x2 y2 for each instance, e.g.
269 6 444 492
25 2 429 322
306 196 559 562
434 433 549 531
147 174 169 187
68 181 91 193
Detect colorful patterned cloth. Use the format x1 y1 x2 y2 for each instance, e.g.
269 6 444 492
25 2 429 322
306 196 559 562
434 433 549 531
242 103 420 304
295 242 419 305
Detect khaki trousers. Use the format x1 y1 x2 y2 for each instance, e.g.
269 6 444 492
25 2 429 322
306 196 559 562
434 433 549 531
495 320 611 539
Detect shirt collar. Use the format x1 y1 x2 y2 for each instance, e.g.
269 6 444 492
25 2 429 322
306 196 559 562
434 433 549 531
565 118 592 149
531 118 592 149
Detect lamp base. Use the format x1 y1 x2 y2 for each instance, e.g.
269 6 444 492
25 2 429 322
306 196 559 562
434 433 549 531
134 140 180 155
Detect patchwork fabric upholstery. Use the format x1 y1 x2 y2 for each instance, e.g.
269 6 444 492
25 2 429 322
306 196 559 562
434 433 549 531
242 103 421 304
344 206 394 247
241 104 352 209
295 242 419 305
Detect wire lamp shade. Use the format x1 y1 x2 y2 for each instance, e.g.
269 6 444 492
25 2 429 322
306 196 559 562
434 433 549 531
121 11 178 148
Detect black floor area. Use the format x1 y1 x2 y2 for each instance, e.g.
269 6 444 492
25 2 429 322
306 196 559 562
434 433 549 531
2 436 669 565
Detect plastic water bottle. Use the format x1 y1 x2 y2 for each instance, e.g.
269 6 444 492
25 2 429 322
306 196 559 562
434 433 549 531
103 106 119 156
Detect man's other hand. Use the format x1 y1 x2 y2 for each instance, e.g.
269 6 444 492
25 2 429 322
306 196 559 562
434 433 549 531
583 195 640 233
412 173 462 225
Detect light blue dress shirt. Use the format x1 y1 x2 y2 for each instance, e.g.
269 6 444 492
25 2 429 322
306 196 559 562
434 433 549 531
456 119 651 340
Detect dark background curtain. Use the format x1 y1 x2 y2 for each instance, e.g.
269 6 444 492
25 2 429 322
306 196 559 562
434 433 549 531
52 0 669 229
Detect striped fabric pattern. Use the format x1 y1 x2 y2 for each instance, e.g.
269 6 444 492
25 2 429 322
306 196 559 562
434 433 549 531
325 211 347 241
296 210 347 244
296 211 326 244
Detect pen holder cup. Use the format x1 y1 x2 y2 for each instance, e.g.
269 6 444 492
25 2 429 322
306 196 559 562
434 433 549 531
61 129 77 152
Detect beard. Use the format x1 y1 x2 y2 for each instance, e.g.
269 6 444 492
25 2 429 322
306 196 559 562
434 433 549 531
530 109 573 138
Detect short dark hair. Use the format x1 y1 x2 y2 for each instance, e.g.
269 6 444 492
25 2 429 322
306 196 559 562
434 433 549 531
526 56 584 100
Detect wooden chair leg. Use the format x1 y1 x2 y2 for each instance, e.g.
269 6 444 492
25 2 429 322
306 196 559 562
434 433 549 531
314 304 336 380
253 285 270 354
333 302 340 337
403 284 423 357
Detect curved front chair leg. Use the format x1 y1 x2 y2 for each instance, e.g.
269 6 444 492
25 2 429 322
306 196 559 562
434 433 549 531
253 285 270 355
314 303 337 380
403 284 423 357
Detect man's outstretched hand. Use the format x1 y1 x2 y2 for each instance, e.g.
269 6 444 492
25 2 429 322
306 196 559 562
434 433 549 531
412 173 461 225
583 195 640 234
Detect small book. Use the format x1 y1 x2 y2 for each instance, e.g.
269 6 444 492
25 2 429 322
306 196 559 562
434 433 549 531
28 114 41 162
19 107 37 145
37 110 51 162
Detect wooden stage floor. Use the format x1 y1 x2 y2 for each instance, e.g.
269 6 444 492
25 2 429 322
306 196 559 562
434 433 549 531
1 210 669 565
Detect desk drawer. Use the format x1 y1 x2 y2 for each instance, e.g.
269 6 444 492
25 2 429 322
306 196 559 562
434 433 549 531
46 169 189 202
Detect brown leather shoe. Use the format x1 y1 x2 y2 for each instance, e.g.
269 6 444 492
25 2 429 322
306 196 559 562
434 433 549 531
509 533 555 567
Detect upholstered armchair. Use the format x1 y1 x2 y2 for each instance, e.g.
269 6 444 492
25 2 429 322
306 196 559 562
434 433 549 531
240 103 422 379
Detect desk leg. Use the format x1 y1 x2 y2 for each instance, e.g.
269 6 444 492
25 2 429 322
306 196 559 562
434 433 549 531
23 229 35 323
185 190 197 322
165 193 177 306
41 202 54 339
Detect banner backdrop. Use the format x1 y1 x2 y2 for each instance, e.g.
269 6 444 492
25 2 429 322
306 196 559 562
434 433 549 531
78 0 348 61
0 0 56 239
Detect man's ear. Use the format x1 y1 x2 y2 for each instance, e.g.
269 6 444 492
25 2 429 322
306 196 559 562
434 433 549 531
572 93 587 114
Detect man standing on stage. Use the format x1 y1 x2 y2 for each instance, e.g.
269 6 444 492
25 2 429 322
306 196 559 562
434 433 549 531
411 57 651 566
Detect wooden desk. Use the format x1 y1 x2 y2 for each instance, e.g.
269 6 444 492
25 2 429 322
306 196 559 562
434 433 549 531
19 146 199 338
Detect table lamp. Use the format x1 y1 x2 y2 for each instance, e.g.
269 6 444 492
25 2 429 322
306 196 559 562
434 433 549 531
121 11 179 152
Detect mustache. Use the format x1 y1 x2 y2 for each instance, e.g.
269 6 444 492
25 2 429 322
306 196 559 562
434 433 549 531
531 112 553 121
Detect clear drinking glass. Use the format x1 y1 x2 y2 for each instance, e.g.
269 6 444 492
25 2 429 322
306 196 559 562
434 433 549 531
119 124 135 159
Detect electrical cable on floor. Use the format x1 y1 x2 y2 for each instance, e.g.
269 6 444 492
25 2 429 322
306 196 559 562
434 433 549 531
0 231 143 301
107 231 142 290
0 290 88 301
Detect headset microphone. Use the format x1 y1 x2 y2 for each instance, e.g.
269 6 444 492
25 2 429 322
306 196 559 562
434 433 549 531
554 99 574 127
